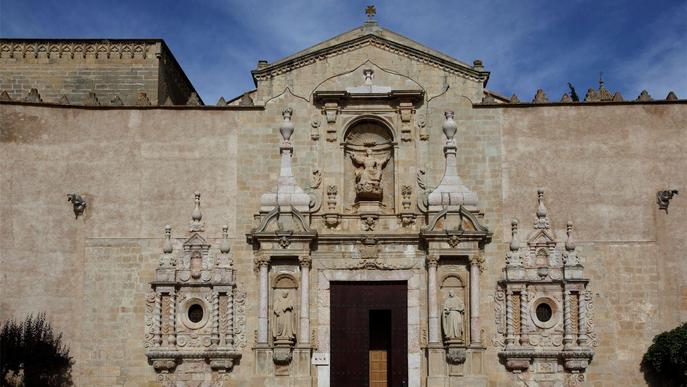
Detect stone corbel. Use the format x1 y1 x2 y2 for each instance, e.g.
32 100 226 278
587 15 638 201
152 358 177 373
400 184 416 227
398 101 415 142
446 346 466 365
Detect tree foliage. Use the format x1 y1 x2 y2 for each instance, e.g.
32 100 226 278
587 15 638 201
1 313 73 387
642 322 687 387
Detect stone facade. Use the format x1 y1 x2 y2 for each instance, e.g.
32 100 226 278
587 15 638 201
1 18 686 387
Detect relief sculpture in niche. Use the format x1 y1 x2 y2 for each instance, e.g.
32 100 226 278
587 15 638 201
344 121 394 211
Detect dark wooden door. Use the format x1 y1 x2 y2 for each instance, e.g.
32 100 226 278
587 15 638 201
331 281 408 387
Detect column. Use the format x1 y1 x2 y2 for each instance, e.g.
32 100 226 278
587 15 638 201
154 291 162 346
169 291 176 346
256 255 270 344
469 254 483 345
563 289 573 349
505 289 514 347
427 255 440 344
520 287 528 345
299 255 311 346
226 291 234 348
578 291 588 346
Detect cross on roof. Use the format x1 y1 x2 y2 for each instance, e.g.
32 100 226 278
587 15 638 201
366 5 376 19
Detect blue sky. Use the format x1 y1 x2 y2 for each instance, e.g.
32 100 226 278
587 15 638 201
1 0 686 103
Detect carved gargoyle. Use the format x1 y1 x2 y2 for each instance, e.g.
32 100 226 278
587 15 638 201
67 193 87 219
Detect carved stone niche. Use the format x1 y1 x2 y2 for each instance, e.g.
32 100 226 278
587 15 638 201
343 119 395 214
270 271 298 369
440 273 467 367
495 190 596 378
145 194 244 385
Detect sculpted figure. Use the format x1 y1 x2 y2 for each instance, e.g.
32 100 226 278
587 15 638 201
273 290 295 341
348 148 391 201
442 290 464 342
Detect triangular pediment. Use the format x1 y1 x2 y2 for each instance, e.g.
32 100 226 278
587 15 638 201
251 22 489 85
184 232 209 247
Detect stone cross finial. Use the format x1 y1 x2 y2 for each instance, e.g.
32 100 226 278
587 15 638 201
565 221 576 252
190 192 204 232
220 225 231 254
534 189 550 229
163 225 173 254
365 5 376 19
280 107 294 144
510 219 520 252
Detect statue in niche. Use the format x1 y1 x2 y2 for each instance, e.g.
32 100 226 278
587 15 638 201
273 290 295 342
442 290 464 342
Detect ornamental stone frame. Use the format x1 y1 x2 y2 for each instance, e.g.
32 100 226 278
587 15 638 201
315 269 422 387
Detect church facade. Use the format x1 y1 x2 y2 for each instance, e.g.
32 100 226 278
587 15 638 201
1 17 686 387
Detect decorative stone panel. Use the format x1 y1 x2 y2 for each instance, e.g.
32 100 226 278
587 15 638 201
495 189 596 382
145 193 243 386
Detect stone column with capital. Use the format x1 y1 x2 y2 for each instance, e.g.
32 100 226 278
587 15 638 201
256 256 270 345
427 255 440 344
469 254 484 346
298 255 311 346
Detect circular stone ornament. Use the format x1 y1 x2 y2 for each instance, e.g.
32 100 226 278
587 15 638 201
180 297 210 330
530 297 559 329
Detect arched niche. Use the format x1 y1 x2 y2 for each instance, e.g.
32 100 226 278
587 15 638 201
440 274 466 300
342 117 396 212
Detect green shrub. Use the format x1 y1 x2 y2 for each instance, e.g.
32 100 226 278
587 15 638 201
1 313 73 387
642 322 687 387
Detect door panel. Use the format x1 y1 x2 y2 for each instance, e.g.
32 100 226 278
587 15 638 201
330 282 408 387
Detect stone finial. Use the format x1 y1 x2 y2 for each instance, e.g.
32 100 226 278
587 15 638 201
532 89 548 103
163 225 173 254
560 93 572 103
636 90 653 101
510 219 520 252
0 90 10 101
666 91 678 101
481 94 496 104
565 221 576 252
426 111 478 209
219 224 231 254
216 96 227 106
239 94 254 107
584 88 599 102
473 59 484 71
186 92 201 106
24 88 43 103
110 95 123 106
611 92 624 102
190 191 204 232
510 94 520 103
442 111 457 142
259 108 311 212
163 96 173 106
280 107 295 144
84 92 100 106
58 95 70 105
136 92 151 106
534 188 550 229
598 83 612 101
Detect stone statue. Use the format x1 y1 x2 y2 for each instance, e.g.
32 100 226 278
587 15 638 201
442 290 464 342
348 148 391 201
273 290 295 342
